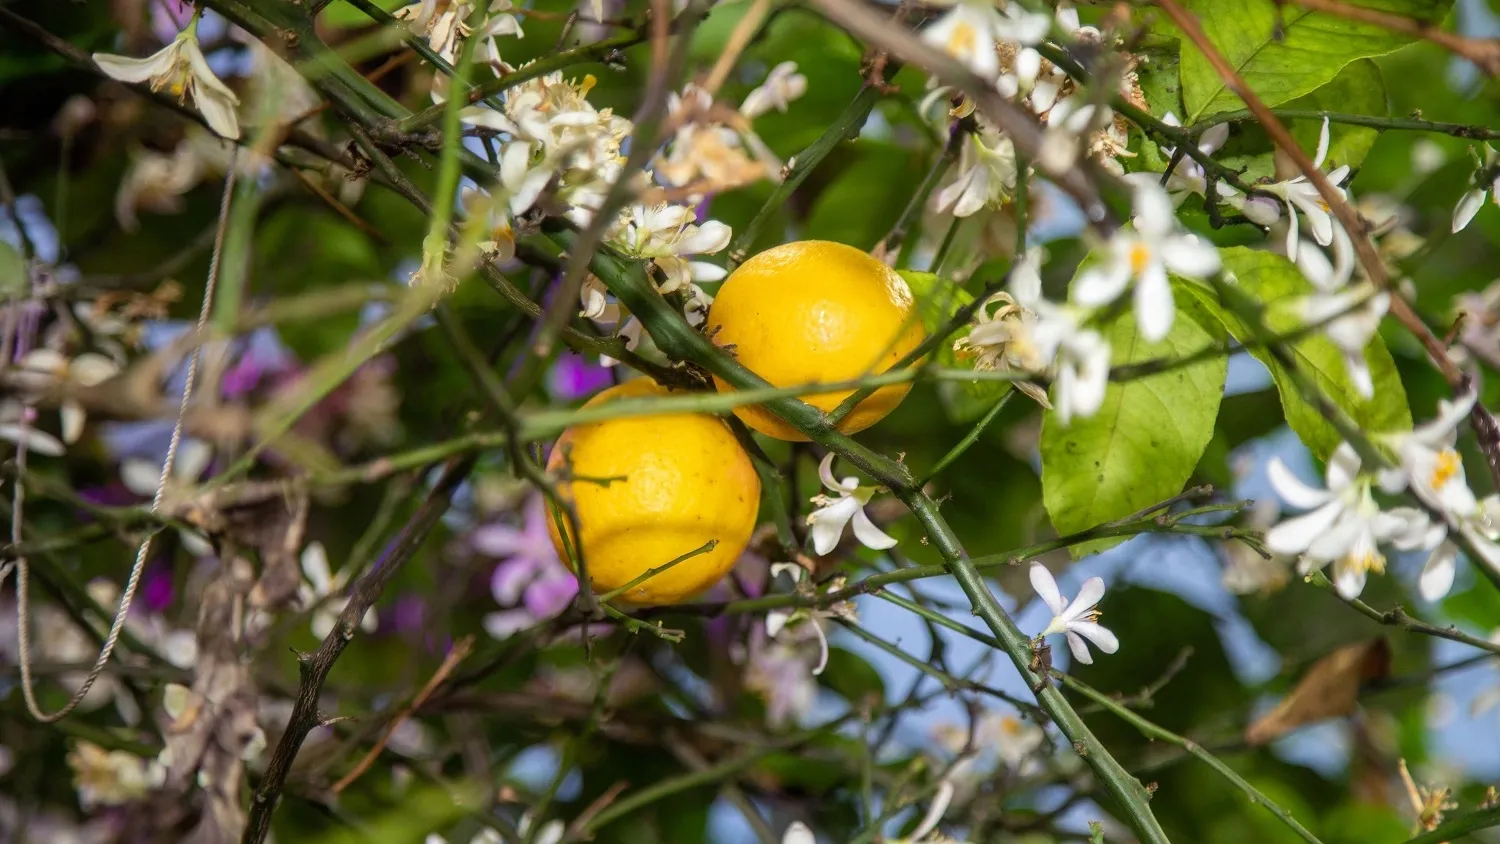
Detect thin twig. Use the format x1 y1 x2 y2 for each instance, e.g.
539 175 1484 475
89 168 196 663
330 636 475 794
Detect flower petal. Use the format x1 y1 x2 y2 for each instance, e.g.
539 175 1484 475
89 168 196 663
1068 620 1119 654
807 497 858 555
1134 258 1174 342
1131 181 1177 239
483 608 536 640
1267 456 1334 510
1326 442 1363 490
850 508 899 551
301 541 333 593
781 822 816 844
0 424 65 456
93 45 177 84
1266 499 1344 555
1332 559 1367 599
472 524 530 558
1064 630 1094 665
61 403 86 445
1060 576 1105 623
1160 234 1221 279
1071 260 1131 308
1199 122 1230 154
1454 188 1487 233
1312 117 1331 169
817 452 842 492
1028 563 1067 615
1418 540 1458 602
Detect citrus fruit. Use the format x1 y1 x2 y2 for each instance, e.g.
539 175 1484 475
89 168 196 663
704 240 926 441
544 379 761 604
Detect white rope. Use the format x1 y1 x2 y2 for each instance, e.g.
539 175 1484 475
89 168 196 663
13 147 239 722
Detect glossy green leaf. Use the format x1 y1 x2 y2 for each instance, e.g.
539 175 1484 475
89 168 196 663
803 143 924 250
1179 247 1411 460
1178 0 1452 122
1040 297 1227 551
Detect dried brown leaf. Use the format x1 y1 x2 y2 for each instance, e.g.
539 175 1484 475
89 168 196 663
1244 638 1391 746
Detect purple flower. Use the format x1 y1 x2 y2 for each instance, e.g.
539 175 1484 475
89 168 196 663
141 566 175 613
547 352 613 401
473 495 578 638
222 328 296 399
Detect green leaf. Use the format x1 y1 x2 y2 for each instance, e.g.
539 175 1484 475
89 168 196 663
322 0 406 28
1179 247 1411 460
0 240 25 299
803 143 924 250
1040 298 1227 553
1286 59 1389 171
820 646 886 705
1178 0 1452 123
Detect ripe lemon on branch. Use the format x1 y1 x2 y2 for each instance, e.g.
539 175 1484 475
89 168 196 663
705 240 926 441
544 379 761 605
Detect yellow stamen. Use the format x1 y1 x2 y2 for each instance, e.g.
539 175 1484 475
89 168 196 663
1347 548 1386 575
999 716 1023 737
947 21 977 54
1430 448 1462 491
1128 242 1151 275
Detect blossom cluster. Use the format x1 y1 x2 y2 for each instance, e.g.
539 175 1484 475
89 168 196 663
1266 389 1500 601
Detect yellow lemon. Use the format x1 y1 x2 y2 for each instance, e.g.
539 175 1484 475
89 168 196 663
705 240 925 441
544 379 761 605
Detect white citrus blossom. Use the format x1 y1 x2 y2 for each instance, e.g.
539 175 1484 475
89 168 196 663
1375 389 1500 599
394 0 522 66
610 203 731 294
1266 443 1435 599
114 142 206 232
1452 144 1498 233
806 453 898 555
1158 112 1235 207
298 541 378 639
1074 178 1222 342
1036 97 1109 173
934 131 1019 218
67 740 164 809
1379 390 1481 514
93 24 240 140
921 0 1051 80
952 247 1051 406
741 61 808 119
1034 305 1110 424
17 349 120 444
1030 563 1118 665
764 564 857 677
657 85 780 189
937 709 1046 795
1260 118 1352 256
